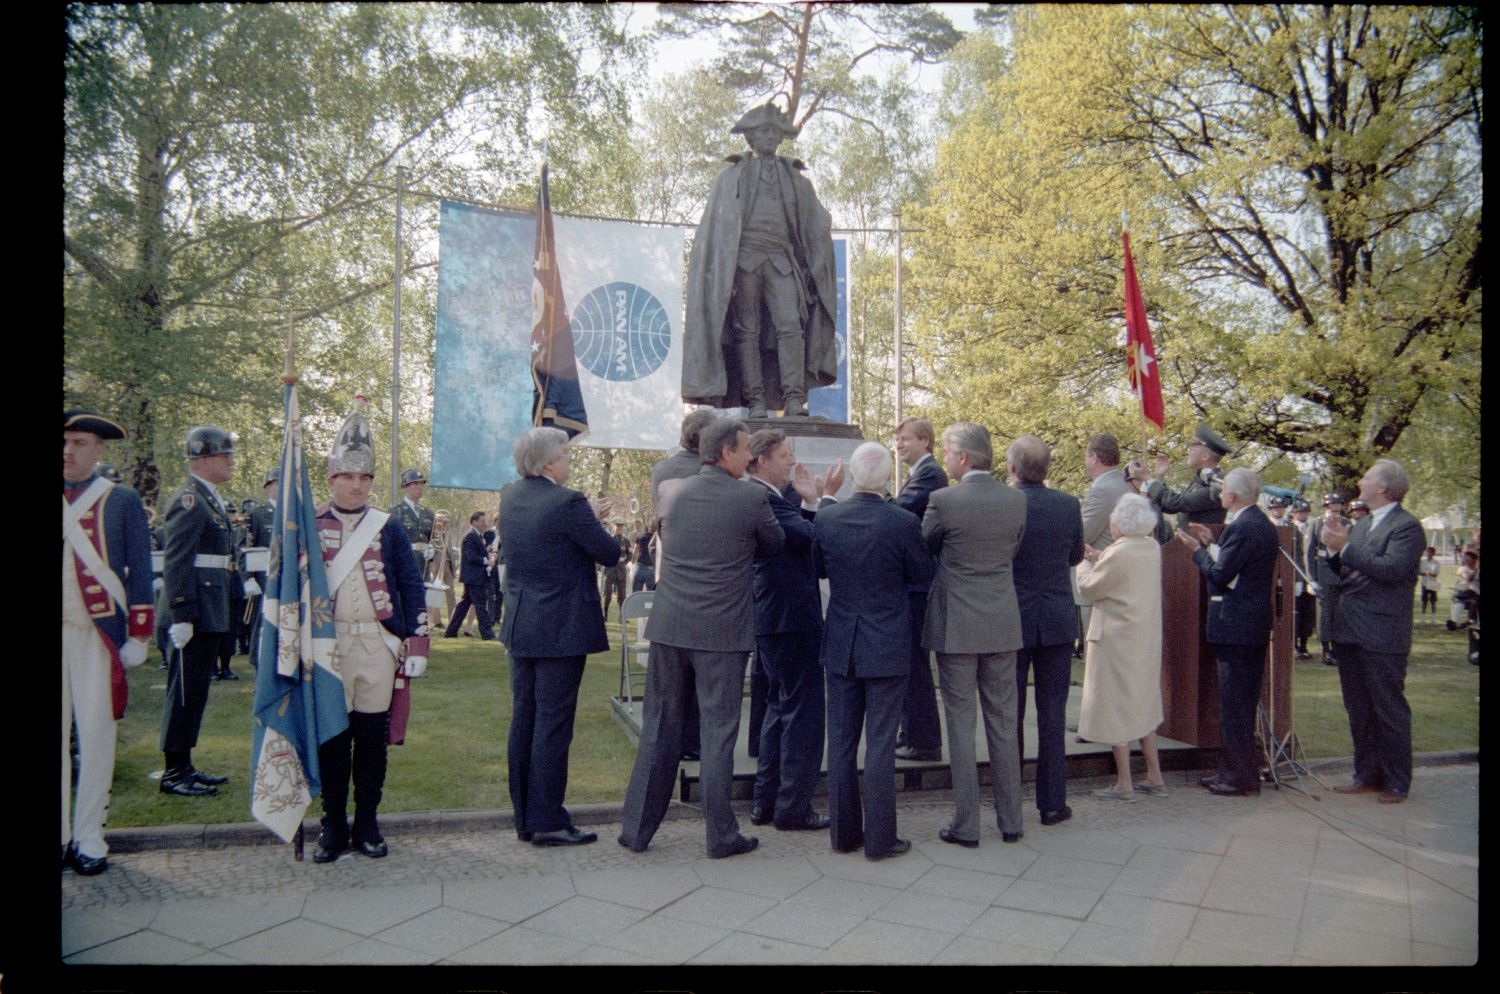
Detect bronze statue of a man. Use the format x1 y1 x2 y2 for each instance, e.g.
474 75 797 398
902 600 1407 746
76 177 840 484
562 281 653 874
682 103 839 418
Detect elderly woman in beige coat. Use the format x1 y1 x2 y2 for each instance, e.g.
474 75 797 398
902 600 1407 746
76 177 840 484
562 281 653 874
1076 492 1168 800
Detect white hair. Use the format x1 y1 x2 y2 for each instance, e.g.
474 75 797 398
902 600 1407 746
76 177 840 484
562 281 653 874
849 442 893 491
513 427 568 478
1369 459 1410 502
1111 492 1159 537
1222 467 1260 504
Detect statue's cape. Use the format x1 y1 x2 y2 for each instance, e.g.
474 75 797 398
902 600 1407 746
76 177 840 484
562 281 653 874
681 155 839 409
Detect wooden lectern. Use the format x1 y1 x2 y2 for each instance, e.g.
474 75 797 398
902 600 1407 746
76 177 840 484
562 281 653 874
1158 524 1295 746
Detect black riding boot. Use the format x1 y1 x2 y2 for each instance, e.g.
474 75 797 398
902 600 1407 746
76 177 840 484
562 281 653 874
314 727 353 862
351 710 391 858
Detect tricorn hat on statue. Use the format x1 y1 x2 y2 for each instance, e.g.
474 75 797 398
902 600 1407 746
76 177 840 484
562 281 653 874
64 408 127 441
1193 424 1232 457
730 102 799 137
401 468 427 487
328 395 377 477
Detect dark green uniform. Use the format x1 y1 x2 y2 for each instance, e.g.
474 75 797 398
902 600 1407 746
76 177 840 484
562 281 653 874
160 476 234 753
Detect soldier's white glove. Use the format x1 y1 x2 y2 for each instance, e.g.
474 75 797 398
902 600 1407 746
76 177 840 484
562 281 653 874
424 547 436 561
242 578 262 598
1308 581 1320 596
120 639 149 668
402 655 427 678
152 577 164 593
169 622 194 649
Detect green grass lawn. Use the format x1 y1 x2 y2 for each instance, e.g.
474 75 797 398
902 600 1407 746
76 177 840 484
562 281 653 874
106 566 1478 830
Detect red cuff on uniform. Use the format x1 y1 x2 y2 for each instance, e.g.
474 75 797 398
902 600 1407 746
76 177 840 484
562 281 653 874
405 635 430 658
129 606 155 641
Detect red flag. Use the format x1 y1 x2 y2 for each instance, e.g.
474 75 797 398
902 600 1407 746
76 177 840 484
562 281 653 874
531 162 588 437
1122 231 1164 431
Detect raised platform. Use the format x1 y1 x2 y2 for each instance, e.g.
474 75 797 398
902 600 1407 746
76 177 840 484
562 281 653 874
611 683 1216 804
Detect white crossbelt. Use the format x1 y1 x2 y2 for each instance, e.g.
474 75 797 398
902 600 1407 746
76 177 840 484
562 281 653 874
325 509 390 593
193 554 231 569
62 478 127 612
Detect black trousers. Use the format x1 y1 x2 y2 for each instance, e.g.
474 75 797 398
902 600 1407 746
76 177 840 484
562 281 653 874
1334 643 1412 795
508 655 587 834
445 581 494 638
1213 642 1266 790
160 632 223 754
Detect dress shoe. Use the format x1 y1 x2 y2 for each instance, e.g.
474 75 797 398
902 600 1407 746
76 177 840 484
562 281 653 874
682 750 701 762
832 839 863 855
894 745 941 762
781 399 808 418
72 851 109 876
1377 790 1408 804
1332 781 1381 794
749 805 773 826
709 835 759 859
1206 781 1260 797
1039 805 1072 827
189 766 229 786
1198 773 1222 788
865 839 911 861
1002 831 1023 844
938 827 978 848
1295 651 1312 661
532 826 598 847
314 832 348 864
617 834 648 853
354 838 389 858
774 813 830 831
160 769 217 797
217 669 240 681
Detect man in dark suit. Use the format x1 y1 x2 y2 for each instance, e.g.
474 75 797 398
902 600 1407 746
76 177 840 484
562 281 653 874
1309 492 1347 666
1076 433 1130 650
1320 459 1426 803
1180 467 1279 796
159 425 237 797
815 442 933 860
1007 436 1084 825
649 409 718 759
444 511 496 640
892 416 946 761
745 429 840 832
924 422 1028 846
499 427 622 847
618 417 784 858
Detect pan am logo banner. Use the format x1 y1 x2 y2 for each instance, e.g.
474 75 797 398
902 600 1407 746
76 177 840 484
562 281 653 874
433 199 687 490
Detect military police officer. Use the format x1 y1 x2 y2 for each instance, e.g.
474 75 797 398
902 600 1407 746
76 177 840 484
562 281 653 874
391 468 437 569
158 425 236 797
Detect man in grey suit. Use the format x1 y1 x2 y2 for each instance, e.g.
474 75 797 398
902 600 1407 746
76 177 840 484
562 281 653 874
618 417 785 858
1074 433 1130 645
1320 459 1426 803
923 422 1028 846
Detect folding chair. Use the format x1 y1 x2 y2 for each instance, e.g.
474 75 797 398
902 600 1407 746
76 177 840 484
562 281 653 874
619 590 654 711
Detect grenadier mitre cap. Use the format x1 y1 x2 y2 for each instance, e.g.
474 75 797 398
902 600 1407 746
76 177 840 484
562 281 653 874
730 102 798 137
64 408 126 440
329 395 376 477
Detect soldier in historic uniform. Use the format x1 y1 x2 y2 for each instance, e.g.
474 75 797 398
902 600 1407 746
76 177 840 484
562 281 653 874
314 402 429 863
63 410 155 874
1134 423 1231 529
425 509 458 630
391 468 437 570
158 425 236 797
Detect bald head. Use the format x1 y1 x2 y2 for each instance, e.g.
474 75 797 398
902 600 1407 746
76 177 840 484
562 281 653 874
1006 434 1050 484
